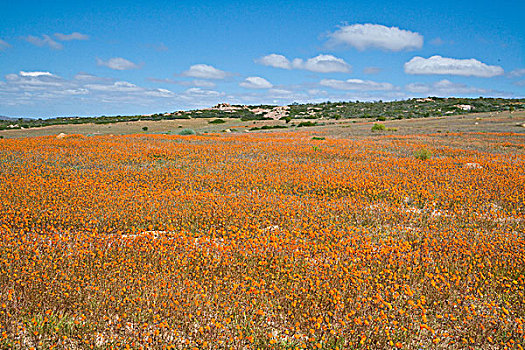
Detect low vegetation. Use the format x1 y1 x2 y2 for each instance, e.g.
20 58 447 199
1 97 523 131
0 131 523 349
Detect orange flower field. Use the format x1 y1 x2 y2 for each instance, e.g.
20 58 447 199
0 131 524 349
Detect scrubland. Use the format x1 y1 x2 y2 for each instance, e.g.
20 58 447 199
0 131 524 349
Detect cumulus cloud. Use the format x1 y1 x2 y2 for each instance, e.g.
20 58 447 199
405 79 488 95
257 54 350 73
96 57 140 70
404 56 504 77
24 35 63 50
0 39 11 50
184 87 223 96
255 54 292 69
292 55 350 73
320 78 395 91
0 70 242 116
327 24 423 51
54 32 89 41
181 64 230 79
0 71 178 109
240 77 273 89
19 71 55 77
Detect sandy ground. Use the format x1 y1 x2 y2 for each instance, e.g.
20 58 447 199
1 110 524 139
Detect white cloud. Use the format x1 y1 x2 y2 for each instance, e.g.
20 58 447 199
509 69 525 78
54 32 89 41
404 56 504 77
257 54 350 73
320 78 395 91
181 64 230 79
24 35 63 50
85 81 143 92
144 88 175 97
363 67 381 74
269 88 293 95
147 77 217 88
0 39 11 50
0 71 239 115
292 55 350 73
19 71 55 77
430 37 445 46
405 79 488 95
240 76 273 89
96 57 140 70
327 24 423 51
192 80 216 88
256 54 292 69
0 72 176 105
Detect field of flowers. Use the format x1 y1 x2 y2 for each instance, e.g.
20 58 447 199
0 131 524 349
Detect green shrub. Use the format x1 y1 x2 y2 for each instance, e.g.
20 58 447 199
209 119 226 124
414 148 432 160
178 128 196 136
371 123 386 131
249 125 288 131
142 126 148 131
312 136 325 140
376 116 386 121
297 121 317 127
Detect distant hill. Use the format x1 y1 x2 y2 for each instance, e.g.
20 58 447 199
1 97 524 131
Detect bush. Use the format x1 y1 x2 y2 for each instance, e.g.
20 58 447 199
249 125 288 131
371 123 386 131
209 119 226 124
178 128 196 136
297 121 317 127
142 126 148 131
312 136 325 140
376 116 386 121
414 148 432 160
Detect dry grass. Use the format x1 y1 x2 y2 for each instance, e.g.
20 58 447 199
1 110 523 141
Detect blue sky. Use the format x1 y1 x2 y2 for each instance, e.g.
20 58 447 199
1 0 524 117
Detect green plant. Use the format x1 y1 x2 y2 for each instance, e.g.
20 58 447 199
371 123 386 131
297 121 317 127
178 128 196 136
414 148 433 160
209 119 226 124
376 116 386 121
312 136 325 140
142 126 148 131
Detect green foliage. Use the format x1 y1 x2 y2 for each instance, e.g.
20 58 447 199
209 119 226 124
414 148 433 160
312 136 326 140
142 126 148 131
249 125 288 131
371 123 386 131
178 128 196 136
297 121 317 127
1 97 523 129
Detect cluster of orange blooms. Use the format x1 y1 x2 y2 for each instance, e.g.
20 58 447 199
0 131 523 349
